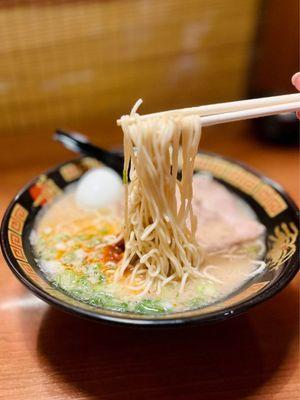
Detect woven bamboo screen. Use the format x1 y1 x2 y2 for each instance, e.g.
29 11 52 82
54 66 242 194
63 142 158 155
0 0 261 137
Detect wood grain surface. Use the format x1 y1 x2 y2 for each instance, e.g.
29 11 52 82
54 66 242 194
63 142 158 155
0 0 261 136
0 123 299 400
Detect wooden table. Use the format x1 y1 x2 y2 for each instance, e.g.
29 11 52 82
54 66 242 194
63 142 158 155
0 123 299 400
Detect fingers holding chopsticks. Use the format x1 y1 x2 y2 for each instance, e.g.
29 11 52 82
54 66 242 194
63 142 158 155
292 72 300 119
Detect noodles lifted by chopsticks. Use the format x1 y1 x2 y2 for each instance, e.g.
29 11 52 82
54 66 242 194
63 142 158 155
115 108 205 296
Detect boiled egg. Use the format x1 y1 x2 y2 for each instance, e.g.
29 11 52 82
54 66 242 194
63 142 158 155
75 167 123 210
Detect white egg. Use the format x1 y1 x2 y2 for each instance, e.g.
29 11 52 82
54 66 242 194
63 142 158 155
75 167 123 210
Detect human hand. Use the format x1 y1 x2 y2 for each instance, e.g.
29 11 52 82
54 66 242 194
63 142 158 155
292 72 300 118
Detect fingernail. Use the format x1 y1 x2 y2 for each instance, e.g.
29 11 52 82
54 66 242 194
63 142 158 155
291 72 300 86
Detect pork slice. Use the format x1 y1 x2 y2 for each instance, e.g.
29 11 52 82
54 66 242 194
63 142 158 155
191 174 265 251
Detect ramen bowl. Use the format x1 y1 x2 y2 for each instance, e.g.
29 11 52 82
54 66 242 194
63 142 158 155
1 153 299 326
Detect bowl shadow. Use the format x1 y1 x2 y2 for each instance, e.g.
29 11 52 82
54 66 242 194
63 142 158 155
36 283 298 400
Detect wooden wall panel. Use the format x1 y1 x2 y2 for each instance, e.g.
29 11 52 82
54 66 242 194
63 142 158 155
0 0 261 136
250 0 299 96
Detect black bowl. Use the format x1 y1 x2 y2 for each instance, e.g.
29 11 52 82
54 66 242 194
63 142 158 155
1 153 299 326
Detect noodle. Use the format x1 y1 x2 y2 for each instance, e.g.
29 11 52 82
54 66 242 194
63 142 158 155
115 110 205 295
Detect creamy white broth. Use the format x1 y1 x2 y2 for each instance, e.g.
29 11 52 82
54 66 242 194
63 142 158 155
31 176 266 314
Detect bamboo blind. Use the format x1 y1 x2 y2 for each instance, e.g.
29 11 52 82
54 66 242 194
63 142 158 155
0 0 261 137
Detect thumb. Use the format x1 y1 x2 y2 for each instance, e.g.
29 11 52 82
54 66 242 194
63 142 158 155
291 72 300 90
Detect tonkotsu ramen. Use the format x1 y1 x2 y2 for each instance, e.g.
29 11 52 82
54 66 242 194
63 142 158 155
31 112 266 314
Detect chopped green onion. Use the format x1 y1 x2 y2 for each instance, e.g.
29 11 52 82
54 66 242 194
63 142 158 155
135 299 167 314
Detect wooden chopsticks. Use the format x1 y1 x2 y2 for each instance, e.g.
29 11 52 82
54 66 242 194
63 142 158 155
200 99 300 127
116 93 300 126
